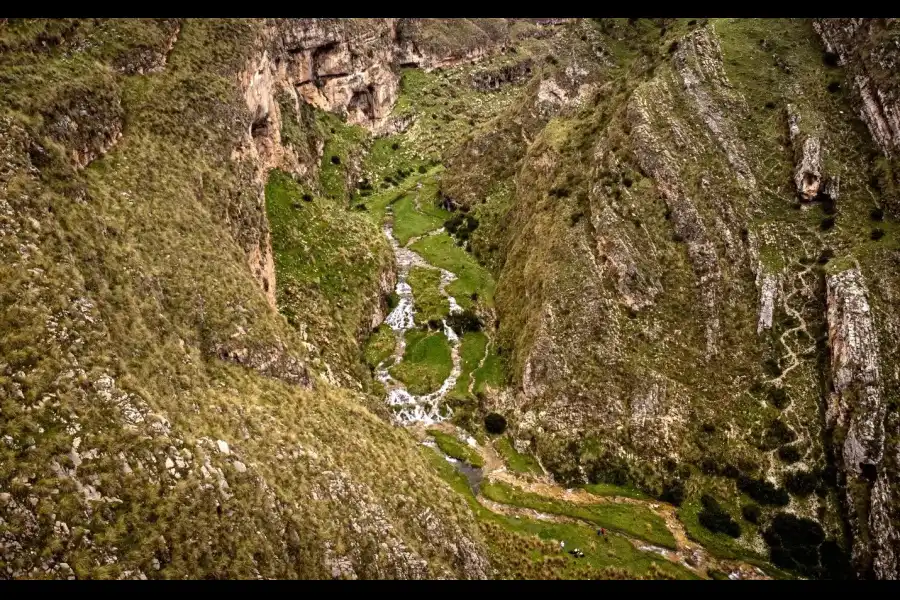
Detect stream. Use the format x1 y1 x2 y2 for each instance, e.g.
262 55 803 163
375 203 464 425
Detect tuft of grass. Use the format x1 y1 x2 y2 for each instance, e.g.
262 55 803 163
364 324 396 368
453 331 489 397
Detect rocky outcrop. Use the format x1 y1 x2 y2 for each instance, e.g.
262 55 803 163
471 58 534 91
825 267 891 577
272 19 400 129
112 19 181 75
794 136 823 201
785 104 825 201
395 18 509 71
757 271 778 333
814 19 900 157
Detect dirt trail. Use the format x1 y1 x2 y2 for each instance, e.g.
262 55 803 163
421 421 772 580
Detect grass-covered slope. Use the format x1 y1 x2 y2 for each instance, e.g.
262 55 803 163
0 18 492 579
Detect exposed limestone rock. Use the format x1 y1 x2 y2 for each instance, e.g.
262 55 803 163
794 135 823 200
786 103 802 141
471 58 534 91
814 19 900 156
826 268 884 471
628 372 688 459
40 78 124 170
825 267 888 575
214 338 311 387
271 19 400 129
757 271 778 333
628 85 723 357
672 27 757 195
395 18 508 71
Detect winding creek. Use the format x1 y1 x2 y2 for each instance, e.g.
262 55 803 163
375 201 464 425
371 177 772 581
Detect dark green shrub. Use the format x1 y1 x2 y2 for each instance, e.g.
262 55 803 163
871 228 885 241
386 292 399 310
418 164 427 174
741 504 761 524
778 445 802 464
484 412 507 435
763 513 852 579
698 494 741 538
760 419 796 451
330 155 341 165
784 470 819 497
447 309 482 335
721 464 740 479
820 216 835 231
769 386 790 409
737 475 789 506
659 479 685 506
700 458 718 476
870 207 884 221
820 540 853 580
763 358 782 377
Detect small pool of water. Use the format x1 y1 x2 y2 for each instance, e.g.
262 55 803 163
448 456 484 495
424 439 484 495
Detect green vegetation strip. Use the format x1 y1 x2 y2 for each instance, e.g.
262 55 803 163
419 447 695 579
364 325 395 368
410 233 495 309
494 436 543 475
581 482 651 501
407 267 450 323
472 343 506 393
390 184 449 246
453 331 488 396
481 480 677 550
428 429 484 468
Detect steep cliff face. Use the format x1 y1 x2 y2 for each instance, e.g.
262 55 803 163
824 267 894 577
813 19 900 216
0 18 491 579
441 18 900 578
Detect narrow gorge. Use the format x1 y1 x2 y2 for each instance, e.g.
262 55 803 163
1 17 900 580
